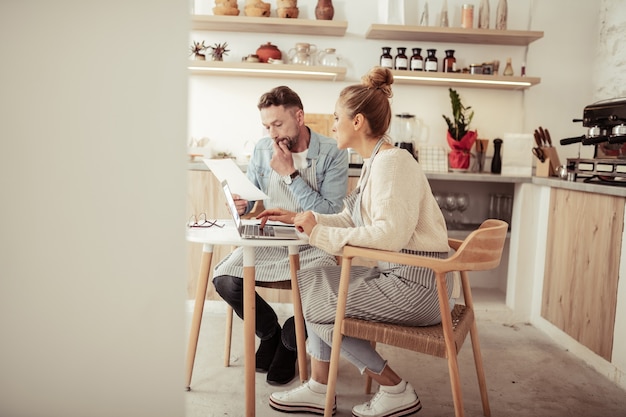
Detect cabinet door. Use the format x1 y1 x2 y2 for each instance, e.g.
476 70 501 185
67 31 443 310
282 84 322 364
541 188 624 361
304 113 334 137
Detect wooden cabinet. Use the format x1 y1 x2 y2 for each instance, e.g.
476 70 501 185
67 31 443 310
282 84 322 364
541 188 624 361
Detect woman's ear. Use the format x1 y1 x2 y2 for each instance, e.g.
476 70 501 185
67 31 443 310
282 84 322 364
353 113 364 131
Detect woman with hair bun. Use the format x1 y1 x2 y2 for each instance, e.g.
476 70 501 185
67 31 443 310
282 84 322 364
258 66 451 417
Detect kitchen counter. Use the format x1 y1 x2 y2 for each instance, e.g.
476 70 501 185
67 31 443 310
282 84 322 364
191 161 533 184
190 161 626 196
532 176 626 197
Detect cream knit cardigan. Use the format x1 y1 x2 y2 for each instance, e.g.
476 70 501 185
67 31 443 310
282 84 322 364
310 147 449 256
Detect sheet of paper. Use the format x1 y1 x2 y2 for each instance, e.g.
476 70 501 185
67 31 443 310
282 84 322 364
203 158 269 201
501 133 533 177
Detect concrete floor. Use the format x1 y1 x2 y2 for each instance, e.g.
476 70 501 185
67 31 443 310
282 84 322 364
185 292 626 417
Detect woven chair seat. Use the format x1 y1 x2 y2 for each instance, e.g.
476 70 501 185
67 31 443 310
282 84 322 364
342 304 473 358
254 280 291 290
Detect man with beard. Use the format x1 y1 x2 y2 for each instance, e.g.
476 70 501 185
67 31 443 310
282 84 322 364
212 85 348 386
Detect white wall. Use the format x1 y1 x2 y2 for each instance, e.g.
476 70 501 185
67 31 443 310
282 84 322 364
0 1 188 416
189 0 599 164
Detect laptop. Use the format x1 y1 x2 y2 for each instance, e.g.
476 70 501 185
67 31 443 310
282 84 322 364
221 180 300 240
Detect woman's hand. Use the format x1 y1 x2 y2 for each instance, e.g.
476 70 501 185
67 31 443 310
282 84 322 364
257 208 297 228
294 211 317 235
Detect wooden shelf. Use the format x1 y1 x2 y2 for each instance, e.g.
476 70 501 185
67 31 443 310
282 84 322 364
366 24 543 46
188 60 346 81
391 70 540 90
191 15 348 37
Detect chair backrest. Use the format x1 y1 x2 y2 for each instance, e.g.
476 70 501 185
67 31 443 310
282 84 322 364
447 219 508 272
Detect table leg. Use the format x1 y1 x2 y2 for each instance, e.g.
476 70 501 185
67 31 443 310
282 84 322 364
242 247 256 417
288 245 308 382
185 243 214 391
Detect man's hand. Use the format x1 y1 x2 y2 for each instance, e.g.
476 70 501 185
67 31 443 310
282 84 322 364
294 211 317 235
257 208 297 228
270 139 296 177
232 193 249 215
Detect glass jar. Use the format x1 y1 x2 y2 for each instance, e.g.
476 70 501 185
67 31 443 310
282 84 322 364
394 47 408 70
380 47 393 69
443 49 456 73
461 4 474 28
424 49 438 72
410 48 423 71
318 48 340 66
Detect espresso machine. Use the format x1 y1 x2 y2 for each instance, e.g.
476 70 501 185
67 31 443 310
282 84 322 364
560 97 626 184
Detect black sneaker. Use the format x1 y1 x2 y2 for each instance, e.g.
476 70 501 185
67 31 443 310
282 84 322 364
256 326 281 373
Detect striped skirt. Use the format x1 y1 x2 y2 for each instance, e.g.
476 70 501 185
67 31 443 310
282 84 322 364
297 251 452 345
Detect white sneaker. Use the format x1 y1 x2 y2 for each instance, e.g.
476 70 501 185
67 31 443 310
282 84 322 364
352 382 422 417
269 381 337 415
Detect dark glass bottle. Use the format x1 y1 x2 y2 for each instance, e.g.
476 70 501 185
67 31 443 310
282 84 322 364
380 47 393 69
491 138 503 174
410 48 423 71
443 49 456 73
394 47 408 70
424 49 438 72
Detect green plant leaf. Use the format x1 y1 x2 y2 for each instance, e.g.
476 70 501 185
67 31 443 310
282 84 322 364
442 88 474 141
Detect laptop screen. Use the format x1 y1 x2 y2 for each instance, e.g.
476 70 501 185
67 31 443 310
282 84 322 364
222 180 242 230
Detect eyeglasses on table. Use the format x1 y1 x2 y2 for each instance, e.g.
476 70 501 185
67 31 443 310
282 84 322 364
187 213 224 229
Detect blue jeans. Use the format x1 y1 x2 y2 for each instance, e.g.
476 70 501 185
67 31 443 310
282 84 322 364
212 275 279 341
305 322 387 375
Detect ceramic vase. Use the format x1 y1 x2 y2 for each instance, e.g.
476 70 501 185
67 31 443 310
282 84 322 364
496 0 507 30
479 0 490 29
315 0 334 20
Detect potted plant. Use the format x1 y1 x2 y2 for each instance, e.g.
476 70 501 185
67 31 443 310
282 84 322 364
442 88 477 170
209 42 230 61
190 41 208 60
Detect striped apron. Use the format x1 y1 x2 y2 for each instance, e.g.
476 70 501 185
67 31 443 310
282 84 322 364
214 165 338 282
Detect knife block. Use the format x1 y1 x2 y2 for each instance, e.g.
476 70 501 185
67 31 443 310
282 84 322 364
535 146 561 177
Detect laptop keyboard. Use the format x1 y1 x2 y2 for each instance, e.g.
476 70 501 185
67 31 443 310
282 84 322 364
243 224 275 237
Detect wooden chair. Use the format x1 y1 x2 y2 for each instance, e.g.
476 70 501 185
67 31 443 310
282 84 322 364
323 219 508 417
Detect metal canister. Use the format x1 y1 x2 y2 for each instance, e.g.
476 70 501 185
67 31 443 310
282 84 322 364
470 64 483 75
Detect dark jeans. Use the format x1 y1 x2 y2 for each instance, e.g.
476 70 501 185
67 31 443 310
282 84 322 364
213 274 279 341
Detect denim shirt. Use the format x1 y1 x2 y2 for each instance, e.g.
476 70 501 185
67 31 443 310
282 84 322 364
245 129 348 215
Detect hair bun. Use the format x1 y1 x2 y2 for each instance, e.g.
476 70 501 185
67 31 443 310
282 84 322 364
361 66 394 98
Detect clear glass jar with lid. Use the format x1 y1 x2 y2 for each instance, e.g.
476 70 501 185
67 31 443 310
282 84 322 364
318 48 341 66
